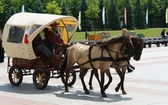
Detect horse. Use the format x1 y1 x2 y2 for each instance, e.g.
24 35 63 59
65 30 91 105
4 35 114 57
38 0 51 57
85 36 144 95
59 35 135 97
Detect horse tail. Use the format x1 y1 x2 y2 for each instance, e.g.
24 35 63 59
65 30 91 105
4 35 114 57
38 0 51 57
58 48 69 78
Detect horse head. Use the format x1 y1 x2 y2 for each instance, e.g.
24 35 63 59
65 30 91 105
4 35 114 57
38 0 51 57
120 35 135 57
131 37 144 61
103 35 135 57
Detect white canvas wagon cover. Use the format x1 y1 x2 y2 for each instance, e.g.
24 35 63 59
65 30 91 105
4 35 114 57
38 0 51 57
2 12 78 60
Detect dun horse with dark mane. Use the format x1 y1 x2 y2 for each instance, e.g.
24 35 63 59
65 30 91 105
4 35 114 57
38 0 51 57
86 36 144 95
59 35 135 97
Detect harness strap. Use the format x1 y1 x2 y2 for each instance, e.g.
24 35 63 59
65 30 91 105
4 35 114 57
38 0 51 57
115 57 130 61
88 45 96 69
77 56 115 67
105 47 114 59
113 57 131 68
121 44 132 67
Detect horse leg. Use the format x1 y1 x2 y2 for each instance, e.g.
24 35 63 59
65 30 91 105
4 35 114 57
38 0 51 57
64 51 75 92
65 69 70 92
79 68 90 94
121 68 127 94
100 70 107 97
104 69 112 91
115 67 122 92
88 69 95 90
89 69 101 90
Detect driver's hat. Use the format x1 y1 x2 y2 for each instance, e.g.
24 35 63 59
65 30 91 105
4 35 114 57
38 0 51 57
50 22 59 26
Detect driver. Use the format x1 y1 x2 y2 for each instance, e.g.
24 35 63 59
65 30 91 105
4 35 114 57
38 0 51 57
44 22 64 52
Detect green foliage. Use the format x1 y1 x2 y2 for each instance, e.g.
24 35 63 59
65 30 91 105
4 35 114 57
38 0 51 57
146 0 161 27
33 0 45 13
134 0 146 29
1 0 168 30
21 0 34 12
125 0 135 29
80 0 92 31
85 0 100 19
67 0 81 19
107 0 120 30
0 1 4 13
96 0 104 30
46 0 61 14
61 2 68 15
159 0 168 27
85 0 100 33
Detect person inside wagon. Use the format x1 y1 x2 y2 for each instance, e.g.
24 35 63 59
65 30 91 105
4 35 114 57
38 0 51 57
33 31 56 67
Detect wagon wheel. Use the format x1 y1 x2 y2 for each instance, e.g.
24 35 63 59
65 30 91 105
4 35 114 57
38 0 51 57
33 68 48 89
8 65 23 86
61 71 76 86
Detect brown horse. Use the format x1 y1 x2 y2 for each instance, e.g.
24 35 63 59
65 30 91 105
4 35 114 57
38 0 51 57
59 35 135 97
85 36 144 95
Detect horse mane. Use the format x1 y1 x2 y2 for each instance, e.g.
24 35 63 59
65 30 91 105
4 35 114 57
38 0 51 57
102 35 127 48
131 36 144 45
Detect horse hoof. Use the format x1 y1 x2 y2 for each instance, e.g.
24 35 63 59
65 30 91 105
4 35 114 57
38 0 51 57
90 87 94 90
65 89 69 92
115 87 119 92
85 90 90 94
102 93 107 98
122 91 127 95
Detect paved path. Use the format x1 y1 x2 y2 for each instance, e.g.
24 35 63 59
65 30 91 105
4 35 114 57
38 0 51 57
0 46 168 105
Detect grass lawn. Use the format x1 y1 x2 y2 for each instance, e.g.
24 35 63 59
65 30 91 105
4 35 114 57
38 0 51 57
71 28 164 41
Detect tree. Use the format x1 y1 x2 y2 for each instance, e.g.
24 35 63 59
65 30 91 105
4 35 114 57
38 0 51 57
125 0 135 29
159 0 168 27
146 0 160 28
20 0 34 12
0 0 21 27
85 0 100 33
46 0 61 14
61 2 68 15
33 0 45 13
67 0 81 19
134 0 145 29
0 1 4 14
107 0 120 30
80 0 92 31
0 1 4 28
96 0 104 30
